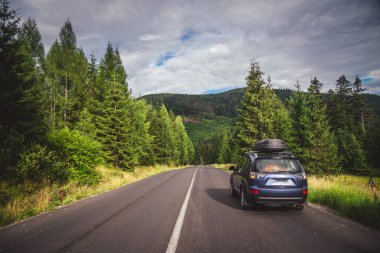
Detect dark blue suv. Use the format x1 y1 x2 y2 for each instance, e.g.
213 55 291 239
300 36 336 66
229 139 308 210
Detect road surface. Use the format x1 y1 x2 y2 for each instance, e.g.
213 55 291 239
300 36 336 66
1 166 379 253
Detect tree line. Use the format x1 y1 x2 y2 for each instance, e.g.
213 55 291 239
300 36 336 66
216 61 379 175
0 1 194 185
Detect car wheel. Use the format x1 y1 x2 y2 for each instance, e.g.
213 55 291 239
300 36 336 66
230 181 237 197
240 189 250 210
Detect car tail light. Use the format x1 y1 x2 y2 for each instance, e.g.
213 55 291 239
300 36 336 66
250 172 257 179
250 189 260 195
303 190 308 195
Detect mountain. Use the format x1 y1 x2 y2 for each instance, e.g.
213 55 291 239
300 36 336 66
142 88 380 119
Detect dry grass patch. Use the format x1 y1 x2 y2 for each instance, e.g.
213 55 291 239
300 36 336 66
0 165 183 227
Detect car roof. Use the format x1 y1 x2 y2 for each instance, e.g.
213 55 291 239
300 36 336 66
245 151 295 160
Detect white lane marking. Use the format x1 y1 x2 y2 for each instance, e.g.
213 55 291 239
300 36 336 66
166 168 198 253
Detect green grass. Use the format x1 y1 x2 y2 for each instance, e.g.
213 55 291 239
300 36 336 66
308 175 380 230
0 165 183 227
212 164 380 230
184 116 235 143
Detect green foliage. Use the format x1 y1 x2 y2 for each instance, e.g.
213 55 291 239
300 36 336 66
48 128 102 185
236 61 290 152
0 1 47 176
308 175 380 230
174 116 194 165
15 144 67 182
217 132 231 164
288 79 341 175
336 130 369 175
184 116 235 144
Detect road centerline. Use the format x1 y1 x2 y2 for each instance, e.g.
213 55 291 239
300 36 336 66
166 168 198 253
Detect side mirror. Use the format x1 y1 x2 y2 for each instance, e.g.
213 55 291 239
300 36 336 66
229 166 236 171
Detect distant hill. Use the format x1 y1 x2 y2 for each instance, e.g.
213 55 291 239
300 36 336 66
142 88 380 165
142 88 293 118
142 88 380 118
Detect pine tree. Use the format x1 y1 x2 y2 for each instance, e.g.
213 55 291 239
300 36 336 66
0 1 47 174
306 78 340 174
96 78 131 169
333 75 352 131
351 75 368 137
173 116 194 165
236 61 290 152
148 105 177 165
59 19 78 123
217 132 231 164
288 83 313 165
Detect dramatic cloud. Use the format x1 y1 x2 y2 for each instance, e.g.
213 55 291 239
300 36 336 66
12 0 380 95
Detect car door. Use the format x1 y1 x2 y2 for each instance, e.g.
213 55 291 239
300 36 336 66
233 158 246 191
240 157 251 191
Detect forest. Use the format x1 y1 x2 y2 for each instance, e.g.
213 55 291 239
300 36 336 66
145 65 380 175
0 1 194 186
1 0 380 189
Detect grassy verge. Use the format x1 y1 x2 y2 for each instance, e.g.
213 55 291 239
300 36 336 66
211 164 380 230
210 163 234 171
308 175 380 230
0 165 182 227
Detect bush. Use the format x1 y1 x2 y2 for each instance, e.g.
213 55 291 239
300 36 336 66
15 144 68 182
48 128 103 185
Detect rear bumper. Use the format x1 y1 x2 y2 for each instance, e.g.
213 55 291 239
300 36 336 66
247 187 308 205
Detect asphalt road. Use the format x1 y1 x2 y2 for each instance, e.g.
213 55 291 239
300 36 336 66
1 166 379 253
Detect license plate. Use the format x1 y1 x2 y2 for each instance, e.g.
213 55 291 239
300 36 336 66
265 179 295 186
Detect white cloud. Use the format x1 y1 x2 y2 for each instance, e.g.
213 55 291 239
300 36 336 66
12 0 380 95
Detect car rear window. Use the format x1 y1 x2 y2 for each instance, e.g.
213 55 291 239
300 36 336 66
253 158 303 173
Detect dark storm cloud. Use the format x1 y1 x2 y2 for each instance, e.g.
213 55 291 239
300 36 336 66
11 0 380 95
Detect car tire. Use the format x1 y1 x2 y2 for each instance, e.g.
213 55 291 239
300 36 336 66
240 189 250 210
230 180 237 197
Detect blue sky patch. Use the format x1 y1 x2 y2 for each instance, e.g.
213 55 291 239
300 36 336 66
361 76 375 84
203 86 240 94
180 30 195 42
155 51 175 66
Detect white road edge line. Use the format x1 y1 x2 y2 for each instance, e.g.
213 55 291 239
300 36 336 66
166 168 198 253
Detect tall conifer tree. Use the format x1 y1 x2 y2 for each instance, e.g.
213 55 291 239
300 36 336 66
236 61 290 152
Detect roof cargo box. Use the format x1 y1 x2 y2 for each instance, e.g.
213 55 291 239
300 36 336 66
254 139 287 152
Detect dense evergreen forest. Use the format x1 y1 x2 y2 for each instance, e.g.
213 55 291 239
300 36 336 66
144 67 380 175
0 1 194 185
143 88 380 119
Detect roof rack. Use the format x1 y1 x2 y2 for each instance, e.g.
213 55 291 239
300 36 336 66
254 139 287 152
246 150 294 158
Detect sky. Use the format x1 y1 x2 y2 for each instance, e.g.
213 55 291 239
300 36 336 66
12 0 380 96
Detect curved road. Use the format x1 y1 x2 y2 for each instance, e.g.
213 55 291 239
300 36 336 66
1 166 379 253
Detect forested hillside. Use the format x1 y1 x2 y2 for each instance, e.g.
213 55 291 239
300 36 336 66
143 71 380 174
143 88 380 119
143 88 294 117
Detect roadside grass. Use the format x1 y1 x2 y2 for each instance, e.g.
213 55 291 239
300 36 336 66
212 164 380 230
308 175 380 230
0 165 183 227
210 163 234 171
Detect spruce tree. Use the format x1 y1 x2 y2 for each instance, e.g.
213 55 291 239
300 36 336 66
236 61 290 152
96 78 131 169
352 75 368 137
288 83 313 165
333 75 352 131
306 78 340 174
217 132 231 164
0 1 47 174
173 116 194 165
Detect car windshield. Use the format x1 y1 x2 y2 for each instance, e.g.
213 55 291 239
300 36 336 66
254 158 302 174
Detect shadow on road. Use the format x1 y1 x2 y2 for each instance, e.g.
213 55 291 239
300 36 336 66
205 188 292 213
